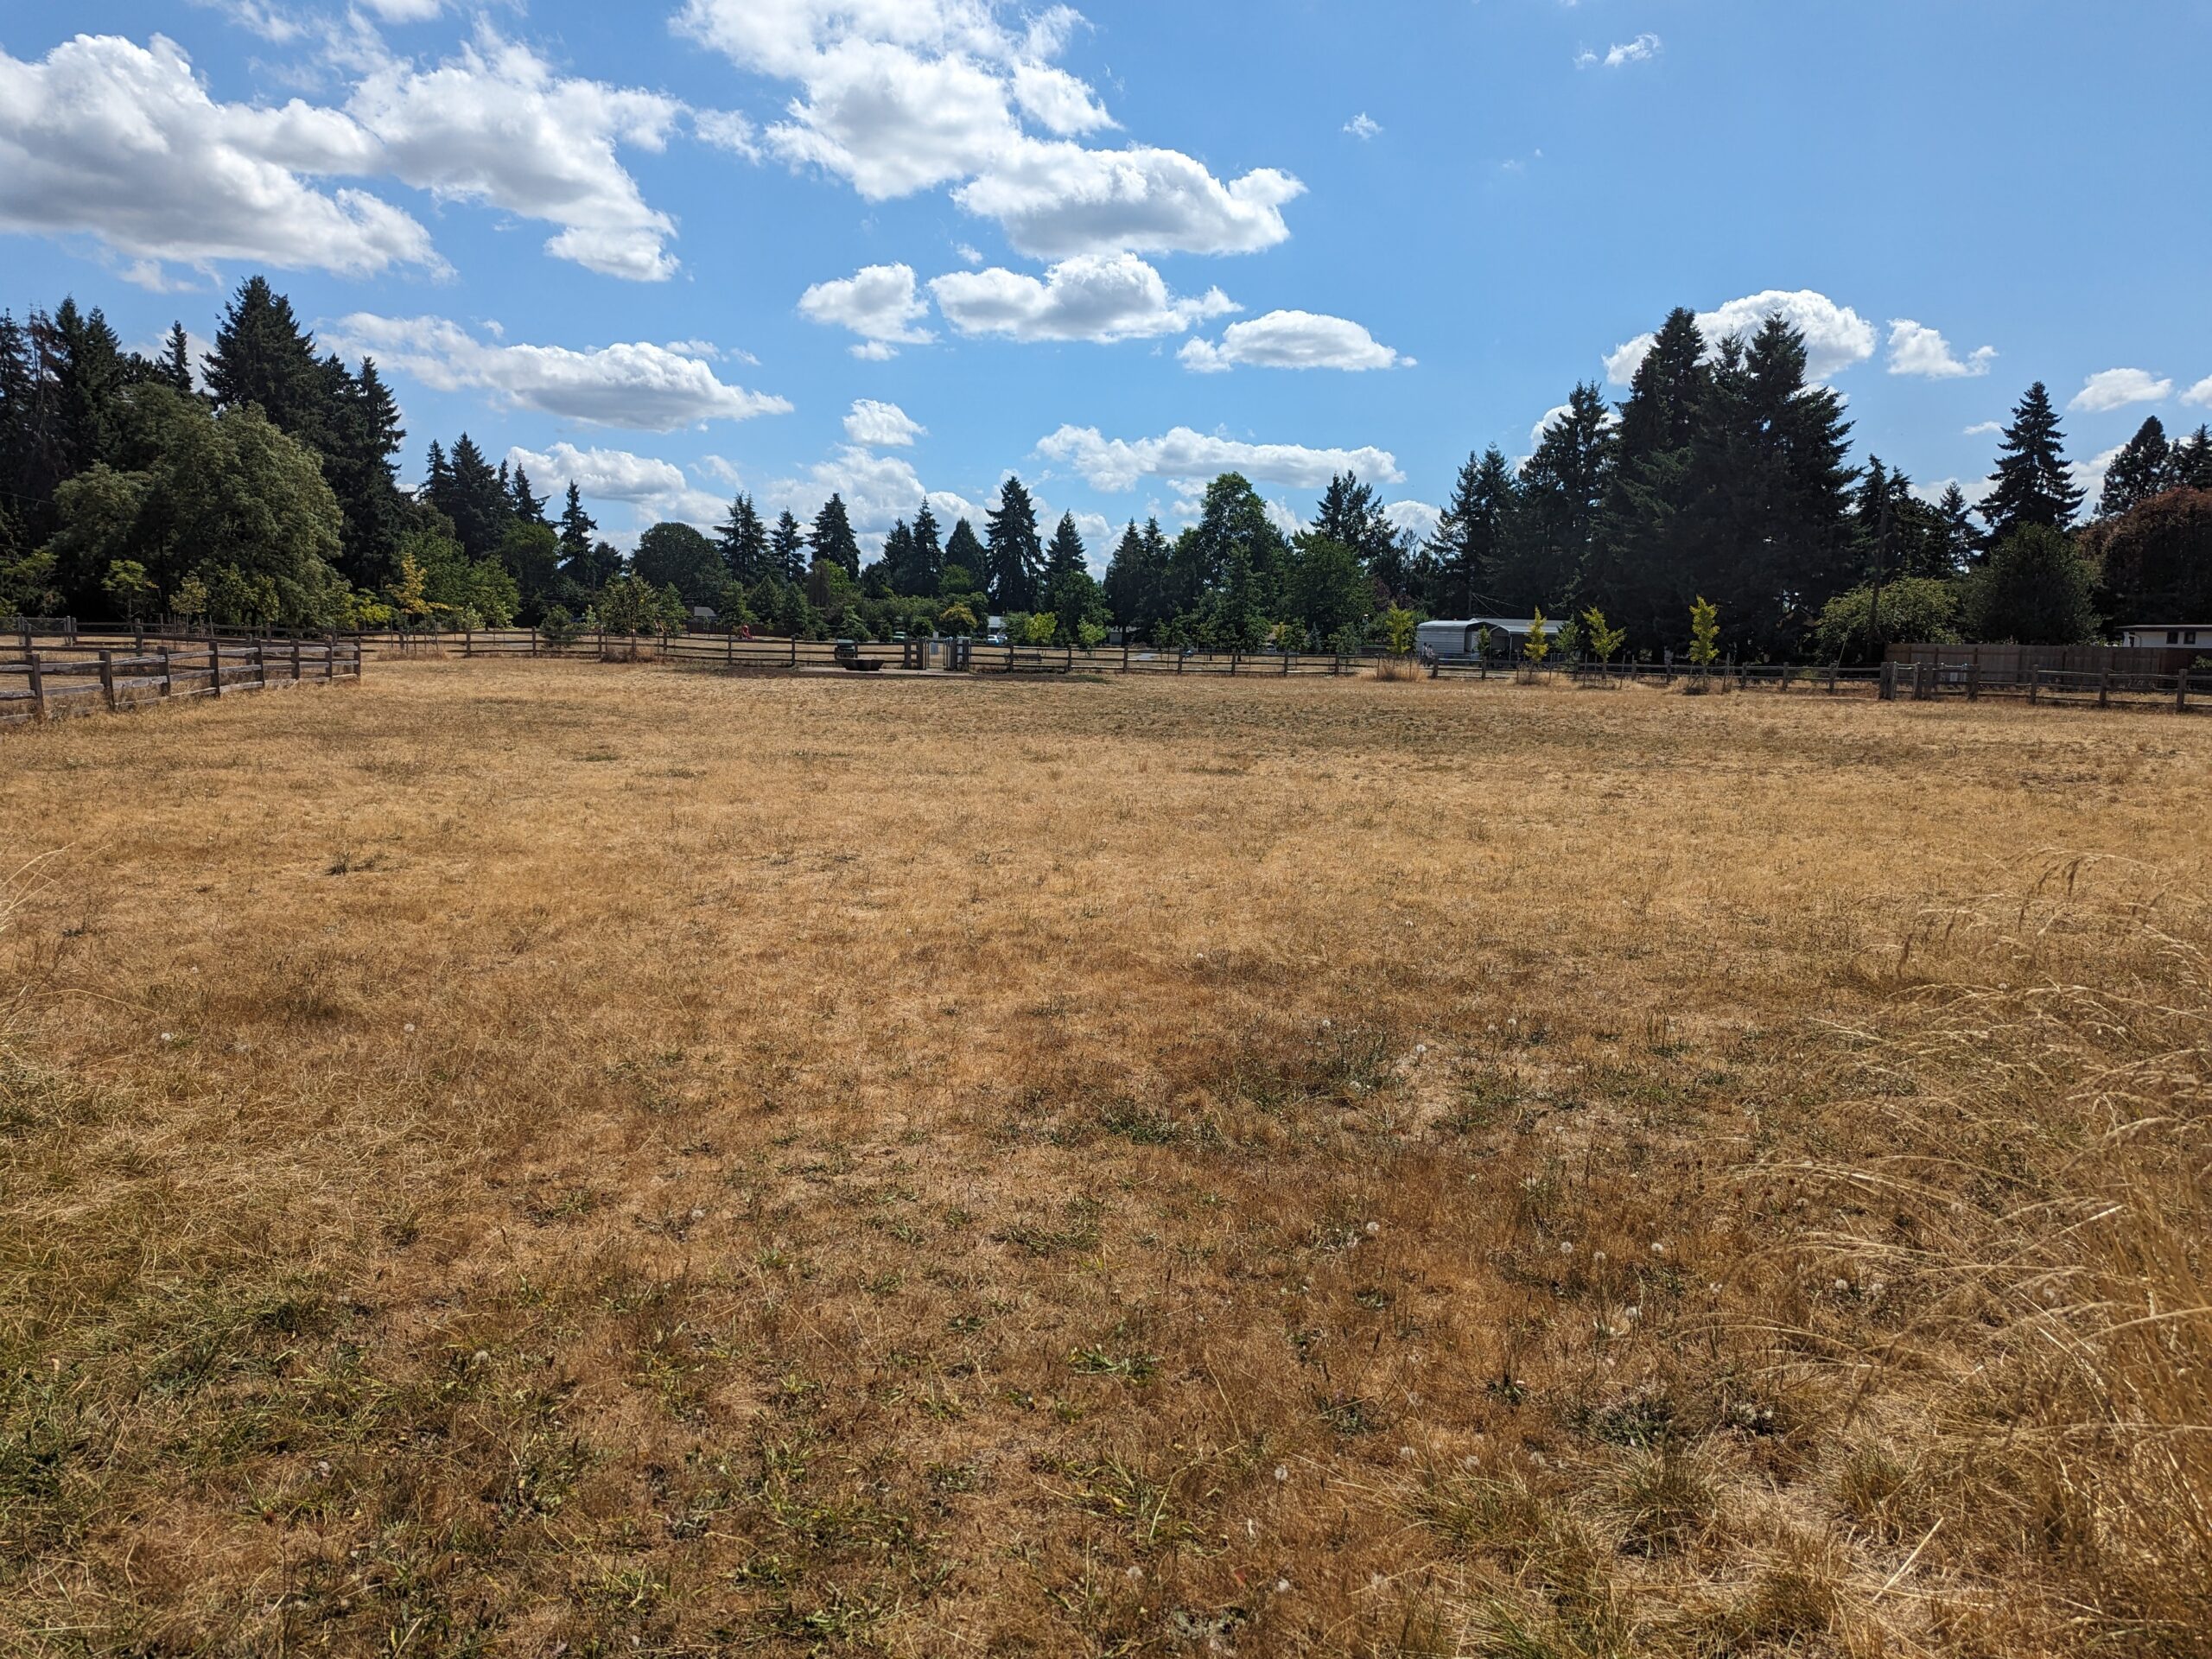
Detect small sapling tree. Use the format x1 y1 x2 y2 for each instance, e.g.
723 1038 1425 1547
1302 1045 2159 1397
1582 607 1627 679
1523 607 1552 671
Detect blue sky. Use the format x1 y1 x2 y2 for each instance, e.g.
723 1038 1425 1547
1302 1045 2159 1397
3 0 2209 562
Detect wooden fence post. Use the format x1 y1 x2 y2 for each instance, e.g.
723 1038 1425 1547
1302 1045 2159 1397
1878 660 1895 701
255 643 269 690
465 628 474 658
99 649 117 710
210 642 224 697
1122 642 1130 673
2029 669 2040 705
790 636 798 668
2099 666 2112 709
2177 671 2189 714
26 651 46 721
291 640 302 683
158 647 172 698
1967 662 1980 702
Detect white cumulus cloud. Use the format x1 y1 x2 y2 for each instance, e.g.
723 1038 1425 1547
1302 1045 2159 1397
346 34 687 282
1037 425 1403 493
0 34 436 282
1385 500 1441 543
955 139 1302 259
844 398 926 447
798 264 934 355
327 316 791 430
1605 289 1878 385
676 0 1303 259
1179 309 1408 374
931 254 1235 343
2185 376 2212 409
1886 320 1996 379
2070 368 2172 413
506 441 688 502
1344 112 1381 140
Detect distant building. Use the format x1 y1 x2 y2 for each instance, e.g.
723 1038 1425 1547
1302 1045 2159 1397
2120 624 2209 649
1414 617 1546 658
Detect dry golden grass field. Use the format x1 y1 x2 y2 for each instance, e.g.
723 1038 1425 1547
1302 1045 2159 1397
2 658 2209 1658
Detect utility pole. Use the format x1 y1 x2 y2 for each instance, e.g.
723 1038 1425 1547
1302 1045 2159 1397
1866 457 1891 666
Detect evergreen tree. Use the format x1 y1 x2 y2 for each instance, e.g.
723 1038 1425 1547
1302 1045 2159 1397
1503 381 1612 613
428 434 513 562
1425 447 1517 616
2178 427 2212 492
2099 416 2175 519
907 499 944 595
557 482 600 584
809 493 861 577
1588 308 1707 640
770 510 807 580
984 475 1045 608
1313 472 1407 594
423 439 451 502
716 492 768 582
203 276 328 445
1101 518 1171 639
879 520 916 596
942 518 985 591
156 323 195 395
48 299 129 479
319 353 410 588
1936 482 1980 569
1045 512 1087 584
1981 382 2084 542
1680 320 1856 652
511 464 548 524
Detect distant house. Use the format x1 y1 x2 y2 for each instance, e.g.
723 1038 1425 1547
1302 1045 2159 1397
1414 617 1546 658
2120 623 2209 650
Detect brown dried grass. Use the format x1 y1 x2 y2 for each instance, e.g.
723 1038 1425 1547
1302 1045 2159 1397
0 658 2207 1656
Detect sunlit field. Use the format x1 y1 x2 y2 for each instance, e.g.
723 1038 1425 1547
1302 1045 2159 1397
3 659 2207 1657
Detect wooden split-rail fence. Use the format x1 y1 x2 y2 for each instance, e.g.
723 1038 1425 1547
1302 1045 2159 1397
0 634 364 726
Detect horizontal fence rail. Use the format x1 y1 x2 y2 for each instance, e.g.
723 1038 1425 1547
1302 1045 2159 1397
0 637 363 726
340 627 2212 716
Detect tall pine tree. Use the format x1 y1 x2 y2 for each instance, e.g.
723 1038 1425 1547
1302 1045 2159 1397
770 510 807 580
557 482 601 587
1588 308 1707 641
983 475 1044 609
1503 382 1612 613
942 518 985 592
204 276 328 445
904 499 943 594
2099 416 2174 519
1424 448 1516 616
716 492 768 582
809 493 861 576
1981 382 2084 542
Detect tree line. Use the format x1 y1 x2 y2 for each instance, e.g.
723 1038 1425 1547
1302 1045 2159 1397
3 278 2207 655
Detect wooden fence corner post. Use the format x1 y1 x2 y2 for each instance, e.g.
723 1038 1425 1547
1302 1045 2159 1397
26 651 46 721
